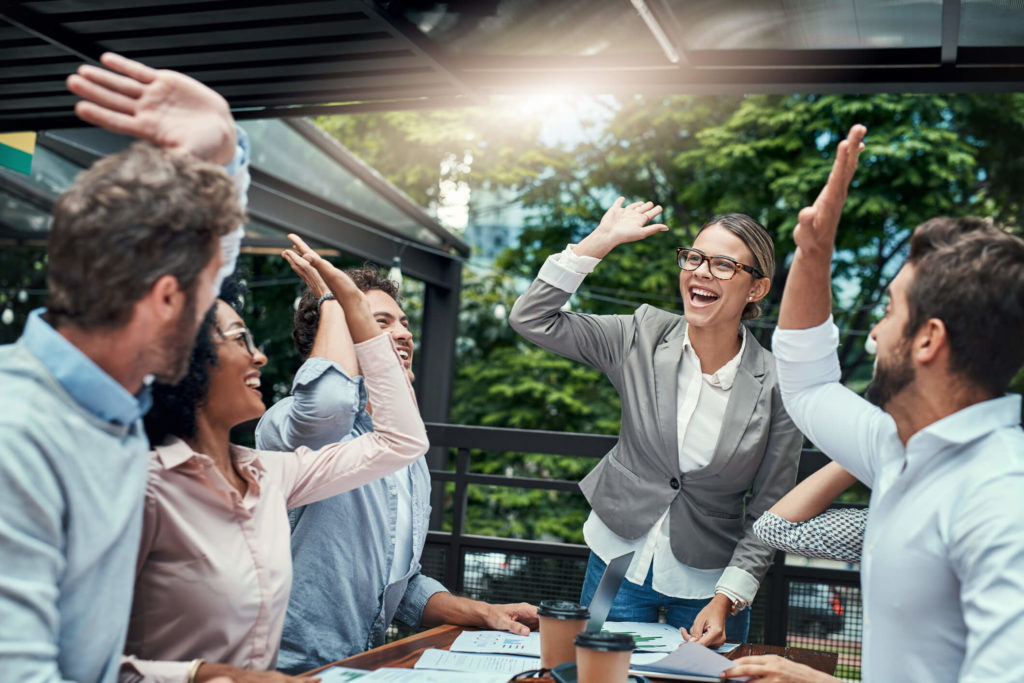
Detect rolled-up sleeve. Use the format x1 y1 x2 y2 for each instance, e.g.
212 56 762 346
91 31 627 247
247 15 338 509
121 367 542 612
772 317 890 487
754 509 866 564
256 358 365 451
393 573 448 628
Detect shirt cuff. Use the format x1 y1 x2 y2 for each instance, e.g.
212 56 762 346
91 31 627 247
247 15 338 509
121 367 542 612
120 655 191 683
536 244 601 293
223 125 251 205
292 356 361 390
715 566 759 609
772 315 840 363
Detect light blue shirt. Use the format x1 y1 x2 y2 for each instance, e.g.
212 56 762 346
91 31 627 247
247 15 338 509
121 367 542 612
255 358 445 674
774 317 1024 682
0 310 151 683
0 132 250 682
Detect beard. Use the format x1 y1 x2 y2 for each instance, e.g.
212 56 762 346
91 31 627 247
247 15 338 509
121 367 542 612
865 340 914 409
152 290 201 384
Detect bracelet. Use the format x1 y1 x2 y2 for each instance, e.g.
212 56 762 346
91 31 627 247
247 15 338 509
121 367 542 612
186 658 205 683
317 292 336 310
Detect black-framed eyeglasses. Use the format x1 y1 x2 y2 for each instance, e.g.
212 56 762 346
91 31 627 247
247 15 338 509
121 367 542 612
676 247 764 281
216 326 257 357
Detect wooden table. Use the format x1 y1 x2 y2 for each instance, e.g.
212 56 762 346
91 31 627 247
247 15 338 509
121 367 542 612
315 625 839 680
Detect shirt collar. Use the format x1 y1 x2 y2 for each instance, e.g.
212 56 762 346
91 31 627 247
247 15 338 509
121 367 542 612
154 438 267 495
682 324 747 390
908 394 1022 452
21 308 151 425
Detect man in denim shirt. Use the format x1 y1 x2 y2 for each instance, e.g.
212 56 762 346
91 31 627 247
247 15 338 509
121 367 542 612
0 53 249 682
257 259 537 673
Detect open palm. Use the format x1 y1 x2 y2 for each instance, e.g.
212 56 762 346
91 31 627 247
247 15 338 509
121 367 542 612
67 52 236 164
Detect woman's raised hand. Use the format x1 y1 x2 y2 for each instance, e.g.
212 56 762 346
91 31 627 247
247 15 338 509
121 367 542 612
575 197 668 259
286 234 379 344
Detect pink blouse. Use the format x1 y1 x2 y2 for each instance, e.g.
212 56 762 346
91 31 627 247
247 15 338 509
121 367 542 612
120 334 427 682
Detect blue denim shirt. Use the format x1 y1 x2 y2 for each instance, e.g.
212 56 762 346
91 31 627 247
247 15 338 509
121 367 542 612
0 310 151 682
255 357 445 673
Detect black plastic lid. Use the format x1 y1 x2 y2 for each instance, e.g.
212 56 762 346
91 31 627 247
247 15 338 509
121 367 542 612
537 600 590 620
574 630 635 652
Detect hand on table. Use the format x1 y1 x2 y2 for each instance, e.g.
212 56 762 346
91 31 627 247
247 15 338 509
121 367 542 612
66 52 237 164
574 197 668 258
792 125 867 258
480 602 540 636
679 593 731 648
196 661 320 682
720 655 839 682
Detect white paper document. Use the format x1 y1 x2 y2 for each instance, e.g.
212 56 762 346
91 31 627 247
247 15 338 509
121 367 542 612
602 620 686 652
414 648 540 675
450 629 542 657
629 642 751 682
319 665 510 682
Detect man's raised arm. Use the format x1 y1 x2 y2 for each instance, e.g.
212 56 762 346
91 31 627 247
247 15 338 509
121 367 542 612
777 125 866 330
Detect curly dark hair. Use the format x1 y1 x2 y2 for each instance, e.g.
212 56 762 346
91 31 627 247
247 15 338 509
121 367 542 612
293 265 400 360
143 277 248 446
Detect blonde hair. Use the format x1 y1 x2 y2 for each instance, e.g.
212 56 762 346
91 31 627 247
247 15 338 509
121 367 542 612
698 213 774 320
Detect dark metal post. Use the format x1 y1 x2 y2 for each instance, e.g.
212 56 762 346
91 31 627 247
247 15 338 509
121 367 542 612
444 447 470 593
419 261 462 531
764 553 790 646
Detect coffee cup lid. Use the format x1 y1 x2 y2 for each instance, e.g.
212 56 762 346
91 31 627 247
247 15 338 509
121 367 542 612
537 600 590 619
574 630 635 652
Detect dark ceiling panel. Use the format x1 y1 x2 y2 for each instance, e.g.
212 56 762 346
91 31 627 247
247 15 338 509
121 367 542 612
2 1 1024 134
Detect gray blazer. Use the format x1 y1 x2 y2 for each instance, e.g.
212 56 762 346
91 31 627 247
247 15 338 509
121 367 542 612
509 274 801 584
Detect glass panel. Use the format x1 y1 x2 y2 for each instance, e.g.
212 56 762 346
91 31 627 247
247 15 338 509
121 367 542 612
960 0 1024 47
0 188 51 235
0 143 84 203
238 119 442 246
399 0 662 57
667 0 942 50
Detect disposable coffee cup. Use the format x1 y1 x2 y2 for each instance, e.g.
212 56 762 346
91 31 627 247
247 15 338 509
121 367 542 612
574 631 635 683
537 600 590 669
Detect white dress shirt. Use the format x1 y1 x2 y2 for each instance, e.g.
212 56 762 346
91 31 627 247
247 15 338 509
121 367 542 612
774 316 1024 682
542 245 759 605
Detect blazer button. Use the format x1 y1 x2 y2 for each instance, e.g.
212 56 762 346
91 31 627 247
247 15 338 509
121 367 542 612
669 477 680 490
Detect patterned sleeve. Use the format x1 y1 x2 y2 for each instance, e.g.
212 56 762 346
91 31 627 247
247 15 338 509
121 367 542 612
753 508 867 564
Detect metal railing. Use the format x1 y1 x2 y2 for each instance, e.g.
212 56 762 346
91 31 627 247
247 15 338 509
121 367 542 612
422 422 865 680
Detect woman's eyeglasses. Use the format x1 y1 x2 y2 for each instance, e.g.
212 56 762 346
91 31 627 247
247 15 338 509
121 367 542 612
677 247 764 281
216 326 257 356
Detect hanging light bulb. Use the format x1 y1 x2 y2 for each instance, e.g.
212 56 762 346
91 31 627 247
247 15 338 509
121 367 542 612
493 303 507 320
1 308 13 325
17 289 28 303
388 256 403 289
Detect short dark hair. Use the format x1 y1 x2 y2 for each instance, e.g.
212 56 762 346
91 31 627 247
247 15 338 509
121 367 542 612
143 277 247 445
46 141 245 329
904 217 1024 396
292 266 400 360
698 213 775 320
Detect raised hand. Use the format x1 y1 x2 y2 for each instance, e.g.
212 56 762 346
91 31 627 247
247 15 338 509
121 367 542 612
778 124 867 330
66 52 236 164
575 197 669 259
792 125 867 257
286 234 379 344
282 242 331 300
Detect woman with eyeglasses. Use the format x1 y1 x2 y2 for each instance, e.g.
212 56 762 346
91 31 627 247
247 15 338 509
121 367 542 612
509 199 802 647
119 247 427 683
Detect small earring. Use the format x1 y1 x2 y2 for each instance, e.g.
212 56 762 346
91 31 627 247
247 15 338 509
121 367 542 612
748 296 752 301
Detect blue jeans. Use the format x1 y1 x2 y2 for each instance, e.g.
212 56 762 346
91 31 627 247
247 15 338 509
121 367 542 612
580 552 750 642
